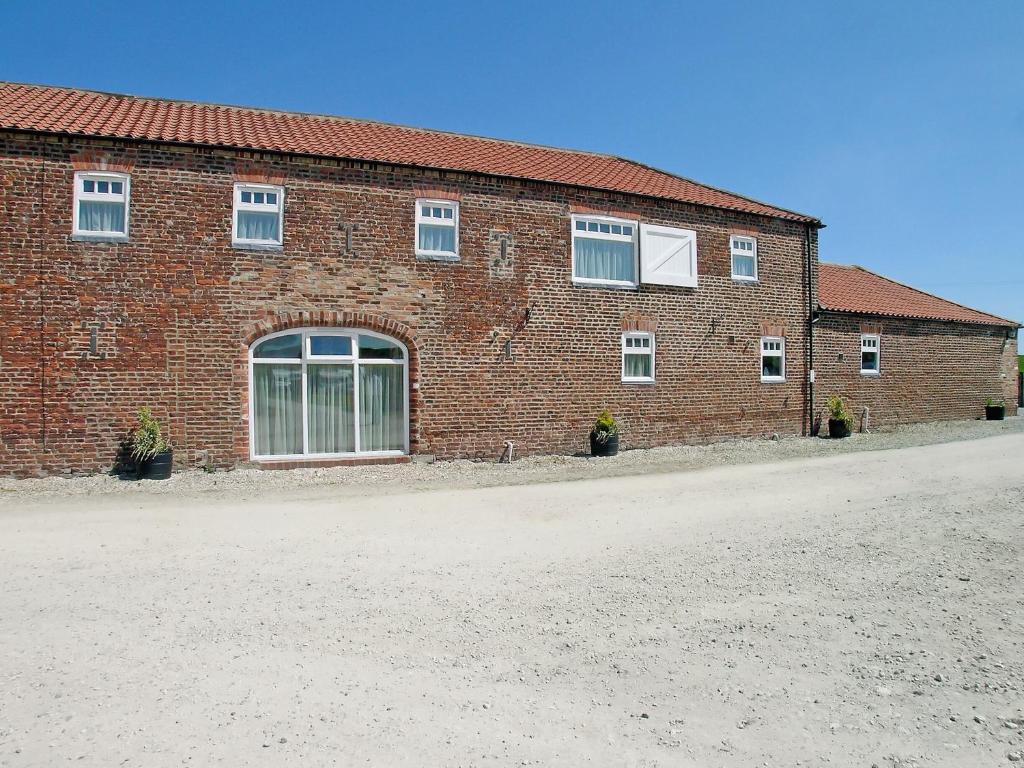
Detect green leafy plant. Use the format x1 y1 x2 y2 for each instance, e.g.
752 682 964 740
129 407 170 462
825 395 853 428
591 408 619 444
985 397 1004 408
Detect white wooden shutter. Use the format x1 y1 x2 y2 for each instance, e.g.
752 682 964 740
639 224 698 288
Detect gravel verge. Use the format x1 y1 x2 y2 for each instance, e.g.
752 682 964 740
1 416 1021 503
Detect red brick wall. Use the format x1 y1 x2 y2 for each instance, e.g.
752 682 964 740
0 131 818 475
814 313 1018 432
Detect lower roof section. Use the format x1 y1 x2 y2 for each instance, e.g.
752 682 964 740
818 263 1019 328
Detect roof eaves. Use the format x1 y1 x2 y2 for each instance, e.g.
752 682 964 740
618 155 823 226
0 123 818 225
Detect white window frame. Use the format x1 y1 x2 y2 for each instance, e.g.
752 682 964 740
248 327 409 461
72 171 130 240
730 235 758 281
571 214 639 289
233 182 284 247
415 198 459 260
860 333 881 376
621 332 655 383
760 336 786 383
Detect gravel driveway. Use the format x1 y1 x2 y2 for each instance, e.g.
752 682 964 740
1 425 1023 766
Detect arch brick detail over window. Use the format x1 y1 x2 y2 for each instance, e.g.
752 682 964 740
70 150 135 173
240 311 419 351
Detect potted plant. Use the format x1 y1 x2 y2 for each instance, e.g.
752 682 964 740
826 395 854 439
590 408 620 457
985 398 1005 421
130 407 173 480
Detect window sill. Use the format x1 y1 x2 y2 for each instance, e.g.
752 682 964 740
71 233 129 243
233 241 284 252
732 277 759 284
860 371 881 377
761 377 786 384
416 251 460 263
572 278 638 291
622 378 656 385
253 454 410 470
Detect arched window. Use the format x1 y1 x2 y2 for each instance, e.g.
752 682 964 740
249 328 408 459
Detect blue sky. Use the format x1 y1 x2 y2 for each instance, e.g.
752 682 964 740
3 0 1022 340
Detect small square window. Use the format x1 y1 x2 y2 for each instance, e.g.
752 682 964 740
760 336 785 382
233 183 284 247
415 199 459 259
731 236 758 281
860 334 880 375
622 332 655 382
73 172 130 238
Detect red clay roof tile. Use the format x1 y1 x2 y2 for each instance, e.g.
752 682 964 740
0 82 819 224
819 263 1018 327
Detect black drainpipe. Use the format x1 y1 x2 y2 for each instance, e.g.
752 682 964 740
37 158 47 452
805 223 815 436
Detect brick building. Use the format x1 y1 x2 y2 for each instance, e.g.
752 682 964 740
815 264 1019 432
0 83 1015 477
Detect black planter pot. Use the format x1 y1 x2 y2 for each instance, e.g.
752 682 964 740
828 418 851 439
985 405 1005 421
138 449 173 480
590 432 620 457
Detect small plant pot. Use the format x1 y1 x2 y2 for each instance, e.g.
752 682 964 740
985 405 1005 421
590 432 620 457
138 449 173 480
828 419 851 439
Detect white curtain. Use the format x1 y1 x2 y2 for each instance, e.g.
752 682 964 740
253 364 302 455
418 223 455 252
575 237 634 281
307 365 355 453
733 255 755 278
237 211 279 241
79 201 125 233
624 354 651 378
359 365 404 452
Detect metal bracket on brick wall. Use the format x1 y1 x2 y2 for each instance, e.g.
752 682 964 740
70 320 120 361
488 230 514 278
339 222 359 256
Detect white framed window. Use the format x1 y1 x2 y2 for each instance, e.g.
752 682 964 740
731 235 757 281
572 214 638 288
73 171 130 239
861 334 880 375
233 183 284 247
622 332 655 382
415 199 459 259
248 328 408 461
760 336 785 382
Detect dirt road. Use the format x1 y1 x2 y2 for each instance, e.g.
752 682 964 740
2 434 1023 766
